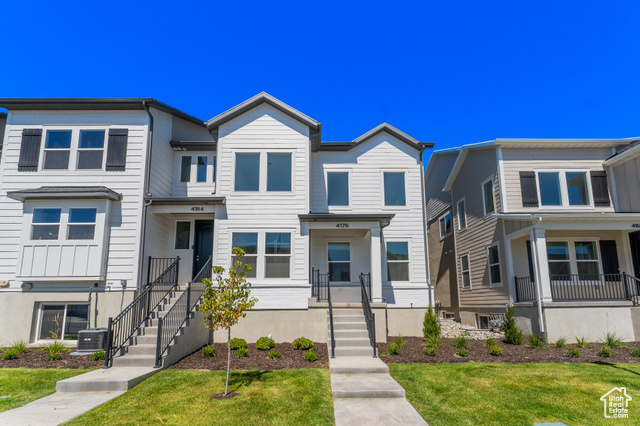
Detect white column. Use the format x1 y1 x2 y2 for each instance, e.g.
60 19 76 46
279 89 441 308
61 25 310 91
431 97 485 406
531 228 553 302
370 226 383 301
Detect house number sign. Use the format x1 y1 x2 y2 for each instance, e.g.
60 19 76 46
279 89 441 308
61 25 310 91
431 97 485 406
336 223 349 228
191 207 205 212
632 224 640 229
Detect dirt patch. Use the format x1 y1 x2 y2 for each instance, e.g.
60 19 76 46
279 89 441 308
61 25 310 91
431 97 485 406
377 336 640 364
210 392 241 399
0 348 102 369
170 342 329 370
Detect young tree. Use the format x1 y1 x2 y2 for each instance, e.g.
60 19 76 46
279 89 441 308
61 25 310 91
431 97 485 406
422 303 441 347
199 247 258 396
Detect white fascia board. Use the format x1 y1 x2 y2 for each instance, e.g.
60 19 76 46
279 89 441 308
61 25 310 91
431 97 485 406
604 143 640 167
441 141 496 192
495 138 634 149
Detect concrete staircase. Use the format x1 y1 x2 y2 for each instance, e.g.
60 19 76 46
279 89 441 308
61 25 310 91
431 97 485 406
332 308 375 357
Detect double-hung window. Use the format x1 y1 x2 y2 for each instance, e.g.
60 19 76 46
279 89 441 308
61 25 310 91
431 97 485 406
547 240 601 279
460 254 471 289
538 171 591 207
383 172 406 206
43 130 72 170
267 153 292 191
439 212 452 239
547 242 571 276
575 241 599 276
457 199 467 230
328 242 350 282
235 153 260 191
67 208 96 240
77 130 105 169
387 242 409 281
265 233 291 278
327 172 349 206
38 304 88 341
482 178 495 216
231 233 258 278
487 244 501 286
32 208 61 240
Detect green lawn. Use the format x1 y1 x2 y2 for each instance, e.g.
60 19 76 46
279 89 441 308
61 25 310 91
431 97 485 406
66 369 334 425
390 362 640 426
0 368 93 413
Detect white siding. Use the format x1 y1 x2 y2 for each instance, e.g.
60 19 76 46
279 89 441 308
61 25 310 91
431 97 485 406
148 109 173 197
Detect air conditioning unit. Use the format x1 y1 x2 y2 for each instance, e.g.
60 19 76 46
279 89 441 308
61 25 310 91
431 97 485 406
77 328 108 353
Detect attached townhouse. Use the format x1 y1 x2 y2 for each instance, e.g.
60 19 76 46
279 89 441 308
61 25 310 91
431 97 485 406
0 93 433 367
425 138 640 342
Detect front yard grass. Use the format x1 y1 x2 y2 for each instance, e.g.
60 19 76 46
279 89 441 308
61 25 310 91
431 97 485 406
0 368 93 413
390 362 640 426
66 368 334 425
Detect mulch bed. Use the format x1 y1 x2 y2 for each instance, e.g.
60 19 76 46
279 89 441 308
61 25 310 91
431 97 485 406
378 336 640 364
0 348 102 369
170 342 329 370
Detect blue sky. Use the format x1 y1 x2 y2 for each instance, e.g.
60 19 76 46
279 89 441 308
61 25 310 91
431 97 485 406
1 1 639 153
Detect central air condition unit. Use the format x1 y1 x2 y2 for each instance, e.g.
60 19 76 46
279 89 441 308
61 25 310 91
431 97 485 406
77 328 108 353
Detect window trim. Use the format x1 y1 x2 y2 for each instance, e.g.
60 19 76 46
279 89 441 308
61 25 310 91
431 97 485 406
76 129 107 170
535 169 595 209
231 151 296 194
31 208 62 241
266 152 293 193
385 240 410 283
174 220 192 250
325 170 351 209
460 252 472 290
438 211 452 240
36 303 89 342
382 170 408 208
546 238 604 278
177 153 216 185
264 232 292 278
328 241 351 283
486 242 502 288
481 176 496 217
229 229 296 281
38 127 112 172
456 198 467 231
67 208 97 240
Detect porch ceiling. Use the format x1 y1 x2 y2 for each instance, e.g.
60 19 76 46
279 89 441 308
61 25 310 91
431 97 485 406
145 196 225 205
299 213 394 228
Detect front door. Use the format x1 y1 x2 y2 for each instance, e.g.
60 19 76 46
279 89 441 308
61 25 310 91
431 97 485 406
630 231 640 278
193 220 214 279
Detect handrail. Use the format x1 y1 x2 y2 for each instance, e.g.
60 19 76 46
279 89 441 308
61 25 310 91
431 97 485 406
154 256 212 367
311 267 330 301
327 269 336 359
104 257 180 368
359 273 377 358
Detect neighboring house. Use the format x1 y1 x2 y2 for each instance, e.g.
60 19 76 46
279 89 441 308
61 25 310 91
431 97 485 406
425 138 640 342
0 93 434 349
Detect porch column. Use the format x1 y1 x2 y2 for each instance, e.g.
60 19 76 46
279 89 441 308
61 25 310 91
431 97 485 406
530 228 553 302
370 225 383 301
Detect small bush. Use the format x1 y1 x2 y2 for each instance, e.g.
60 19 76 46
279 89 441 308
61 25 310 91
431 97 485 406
202 344 216 358
91 349 105 361
267 349 280 359
503 307 523 345
292 337 314 350
553 337 567 348
490 346 502 356
423 346 437 356
484 338 498 349
602 332 624 349
1 349 17 360
46 352 62 361
528 334 545 349
256 337 275 350
630 347 640 357
236 347 248 358
424 334 441 349
452 333 469 349
575 336 590 348
599 346 612 358
304 350 318 362
423 304 441 340
456 348 469 357
394 335 405 349
386 343 400 356
41 340 67 355
567 347 581 358
227 338 247 350
11 339 28 354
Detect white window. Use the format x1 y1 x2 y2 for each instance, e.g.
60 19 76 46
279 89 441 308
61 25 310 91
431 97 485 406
37 303 88 341
77 130 105 169
482 178 495 216
327 172 349 206
537 170 592 207
179 154 216 184
457 199 467 230
231 233 258 278
439 212 452 239
384 172 406 206
386 241 409 281
476 315 489 330
43 130 72 170
267 153 292 192
547 240 602 279
234 152 292 192
328 242 350 282
67 208 96 240
180 156 191 182
175 221 191 250
196 156 207 183
460 254 471 289
487 243 502 286
31 208 61 240
265 233 291 278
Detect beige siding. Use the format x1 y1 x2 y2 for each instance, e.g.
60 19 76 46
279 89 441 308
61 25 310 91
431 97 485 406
425 152 458 220
502 148 614 213
612 157 640 212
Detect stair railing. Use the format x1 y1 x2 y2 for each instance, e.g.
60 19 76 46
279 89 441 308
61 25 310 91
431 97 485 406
104 257 180 368
327 270 335 359
154 256 212 367
359 272 377 357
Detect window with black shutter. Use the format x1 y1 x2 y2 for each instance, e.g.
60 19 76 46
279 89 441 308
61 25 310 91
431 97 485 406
519 171 539 207
105 129 128 171
18 129 43 171
590 171 610 207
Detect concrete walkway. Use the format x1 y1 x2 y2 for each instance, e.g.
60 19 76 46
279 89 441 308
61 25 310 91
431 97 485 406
0 367 159 425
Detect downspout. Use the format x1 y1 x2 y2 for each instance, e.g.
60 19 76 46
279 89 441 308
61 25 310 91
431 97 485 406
137 101 154 290
419 147 433 307
529 217 546 335
450 189 462 320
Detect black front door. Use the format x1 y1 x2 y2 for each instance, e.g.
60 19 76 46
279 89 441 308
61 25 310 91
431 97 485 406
630 231 640 278
193 220 214 279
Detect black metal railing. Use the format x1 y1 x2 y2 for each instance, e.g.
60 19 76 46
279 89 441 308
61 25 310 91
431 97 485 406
154 256 212 367
360 272 371 301
311 268 330 301
359 273 376 358
514 276 536 302
104 257 180 368
147 257 178 285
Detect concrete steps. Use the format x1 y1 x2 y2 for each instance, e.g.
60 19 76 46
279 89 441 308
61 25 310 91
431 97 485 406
329 308 375 357
57 367 159 392
331 373 406 398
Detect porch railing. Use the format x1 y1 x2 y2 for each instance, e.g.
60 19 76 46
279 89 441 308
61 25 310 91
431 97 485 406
514 276 536 302
359 273 377 357
360 271 372 302
104 257 180 368
147 257 178 285
311 268 330 301
154 256 212 367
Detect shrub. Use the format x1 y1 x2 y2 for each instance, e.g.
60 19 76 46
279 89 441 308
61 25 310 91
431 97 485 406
11 339 28 354
599 346 612 358
630 347 640 357
452 333 469 349
267 349 280 359
91 349 105 361
292 337 314 350
236 347 248 358
41 340 67 355
484 338 498 349
227 338 247 350
386 343 400 356
424 334 441 349
528 334 545 349
490 346 502 356
456 348 469 357
567 347 581 358
602 332 624 349
202 344 216 358
423 346 437 356
394 335 405 349
553 337 567 348
575 336 590 348
304 350 318 362
502 307 523 345
256 337 275 351
1 349 17 360
46 352 62 361
423 304 441 341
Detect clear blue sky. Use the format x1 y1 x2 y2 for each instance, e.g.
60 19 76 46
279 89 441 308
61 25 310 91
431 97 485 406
1 1 639 153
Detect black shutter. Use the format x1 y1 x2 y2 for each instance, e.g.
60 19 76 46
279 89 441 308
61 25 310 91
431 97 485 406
18 129 43 171
526 240 535 282
519 171 539 207
591 171 610 207
105 129 128 171
600 240 620 276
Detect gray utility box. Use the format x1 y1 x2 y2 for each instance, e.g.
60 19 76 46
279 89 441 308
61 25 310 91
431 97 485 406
77 328 108 353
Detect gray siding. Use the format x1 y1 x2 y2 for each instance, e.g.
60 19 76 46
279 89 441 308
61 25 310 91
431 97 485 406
424 152 458 220
612 157 640 212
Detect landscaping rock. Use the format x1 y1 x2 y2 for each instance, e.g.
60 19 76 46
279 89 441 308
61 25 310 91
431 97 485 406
439 320 504 340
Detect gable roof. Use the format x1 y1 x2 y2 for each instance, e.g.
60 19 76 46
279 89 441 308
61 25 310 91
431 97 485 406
319 122 434 152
